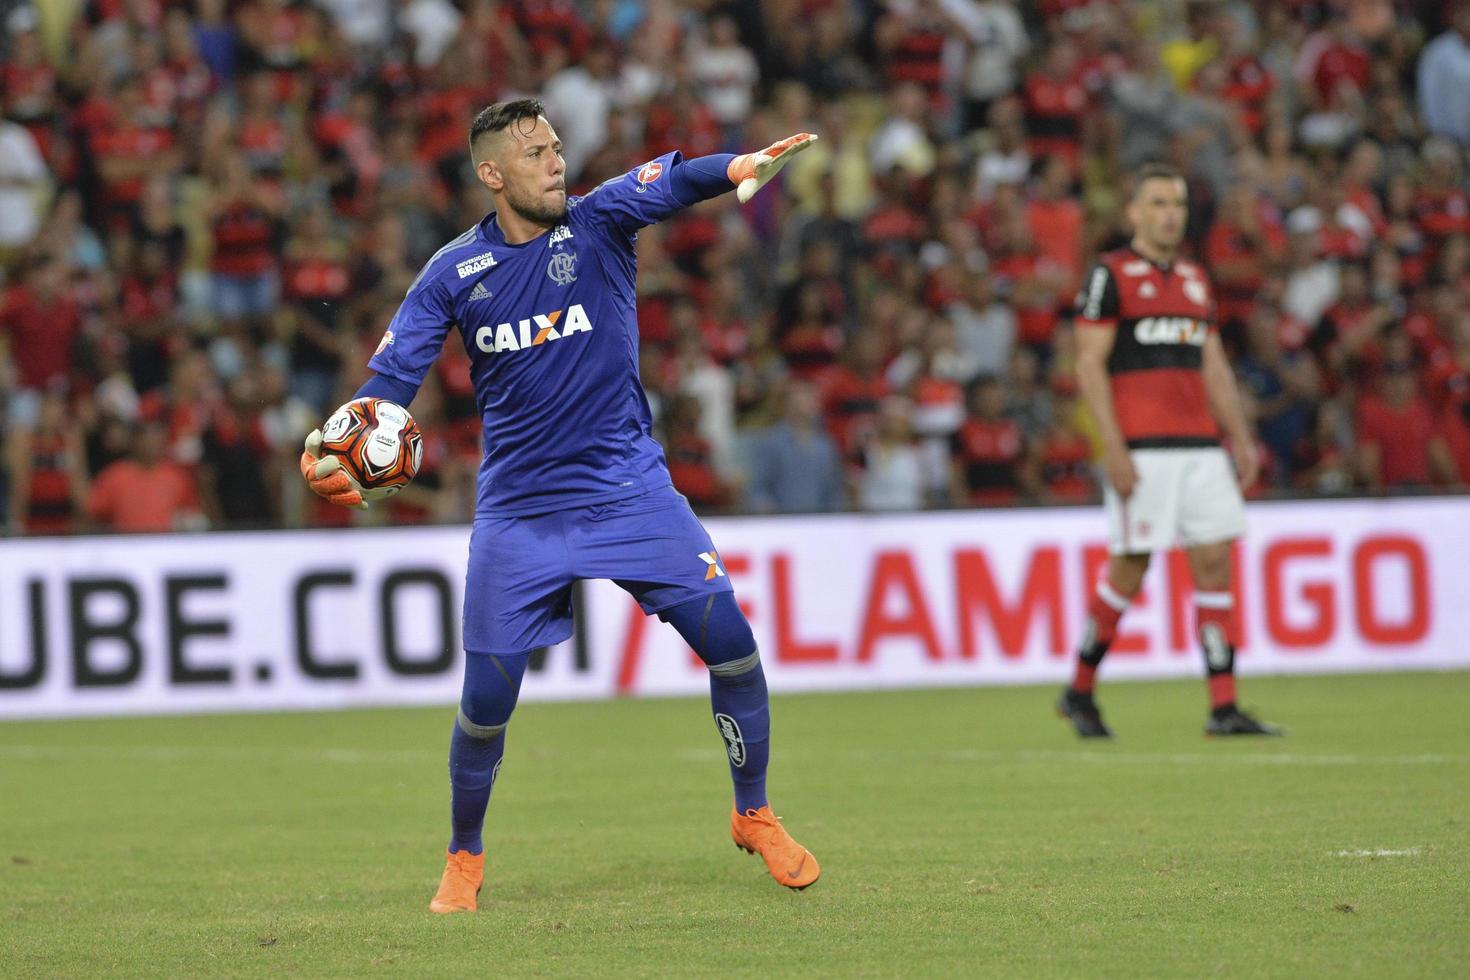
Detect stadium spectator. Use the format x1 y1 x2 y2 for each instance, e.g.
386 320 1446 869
1440 399 1470 489
542 38 617 182
1417 2 1470 146
887 314 970 443
401 0 465 69
1021 34 1086 169
822 329 890 458
1035 375 1093 504
1205 180 1288 330
1259 119 1312 213
953 0 1029 133
668 310 737 480
1432 317 1470 484
780 170 862 297
1313 260 1395 388
1108 39 1181 176
1295 400 1355 494
874 0 950 102
1213 11 1273 137
989 203 1067 351
693 14 760 140
856 395 925 512
206 155 283 336
1026 155 1082 293
869 82 936 179
1 16 59 157
973 97 1029 201
665 393 735 515
118 238 186 394
282 203 351 409
91 75 181 230
1003 346 1051 442
1355 362 1454 490
746 381 845 514
87 419 203 533
5 389 87 535
190 0 239 82
200 371 276 526
781 4 872 101
0 115 48 268
0 255 81 402
950 375 1032 505
948 262 1017 377
1239 304 1321 485
1281 207 1341 327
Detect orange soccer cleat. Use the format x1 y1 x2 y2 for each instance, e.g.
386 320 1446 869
731 805 821 890
428 849 485 914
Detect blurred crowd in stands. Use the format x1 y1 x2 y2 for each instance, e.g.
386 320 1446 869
1 0 1469 535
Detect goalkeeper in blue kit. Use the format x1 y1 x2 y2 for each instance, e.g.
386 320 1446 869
299 99 820 910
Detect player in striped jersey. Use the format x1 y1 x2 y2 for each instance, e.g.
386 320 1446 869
1058 164 1282 739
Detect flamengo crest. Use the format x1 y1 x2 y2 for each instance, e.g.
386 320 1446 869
547 251 578 285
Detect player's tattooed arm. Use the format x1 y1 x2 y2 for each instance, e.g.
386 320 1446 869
1201 333 1259 489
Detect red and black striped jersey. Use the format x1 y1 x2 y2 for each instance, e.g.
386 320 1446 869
1075 248 1219 448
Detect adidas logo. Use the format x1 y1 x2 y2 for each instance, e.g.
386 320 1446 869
468 282 492 302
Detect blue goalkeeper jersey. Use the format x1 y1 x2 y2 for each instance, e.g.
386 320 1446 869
367 152 730 517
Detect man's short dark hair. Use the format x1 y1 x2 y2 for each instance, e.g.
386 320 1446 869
469 98 546 158
1132 163 1186 198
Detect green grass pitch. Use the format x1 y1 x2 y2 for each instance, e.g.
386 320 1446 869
2 673 1468 978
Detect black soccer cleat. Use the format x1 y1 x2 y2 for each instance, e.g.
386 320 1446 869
1057 688 1113 739
1205 704 1284 737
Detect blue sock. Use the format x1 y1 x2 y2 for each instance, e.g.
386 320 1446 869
448 724 505 855
660 594 770 813
447 651 529 856
709 657 770 813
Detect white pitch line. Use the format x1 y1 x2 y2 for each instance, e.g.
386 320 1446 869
1332 848 1422 857
0 745 438 764
938 749 1465 767
664 747 1467 767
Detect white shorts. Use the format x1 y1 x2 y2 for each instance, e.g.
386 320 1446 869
1103 447 1246 555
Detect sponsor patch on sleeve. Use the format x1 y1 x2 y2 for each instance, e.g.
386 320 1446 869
636 161 663 186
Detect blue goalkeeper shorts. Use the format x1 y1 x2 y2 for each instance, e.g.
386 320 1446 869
462 485 734 653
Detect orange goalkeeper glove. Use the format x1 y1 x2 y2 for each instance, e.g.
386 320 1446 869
299 429 367 510
727 133 819 203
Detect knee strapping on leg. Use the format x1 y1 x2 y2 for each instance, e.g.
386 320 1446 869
458 650 530 739
659 592 757 670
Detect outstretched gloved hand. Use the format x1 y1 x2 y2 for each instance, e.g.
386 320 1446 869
727 133 819 203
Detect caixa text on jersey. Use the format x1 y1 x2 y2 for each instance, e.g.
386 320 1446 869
1132 316 1208 345
473 303 593 354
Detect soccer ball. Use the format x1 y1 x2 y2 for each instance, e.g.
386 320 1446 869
318 398 424 501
